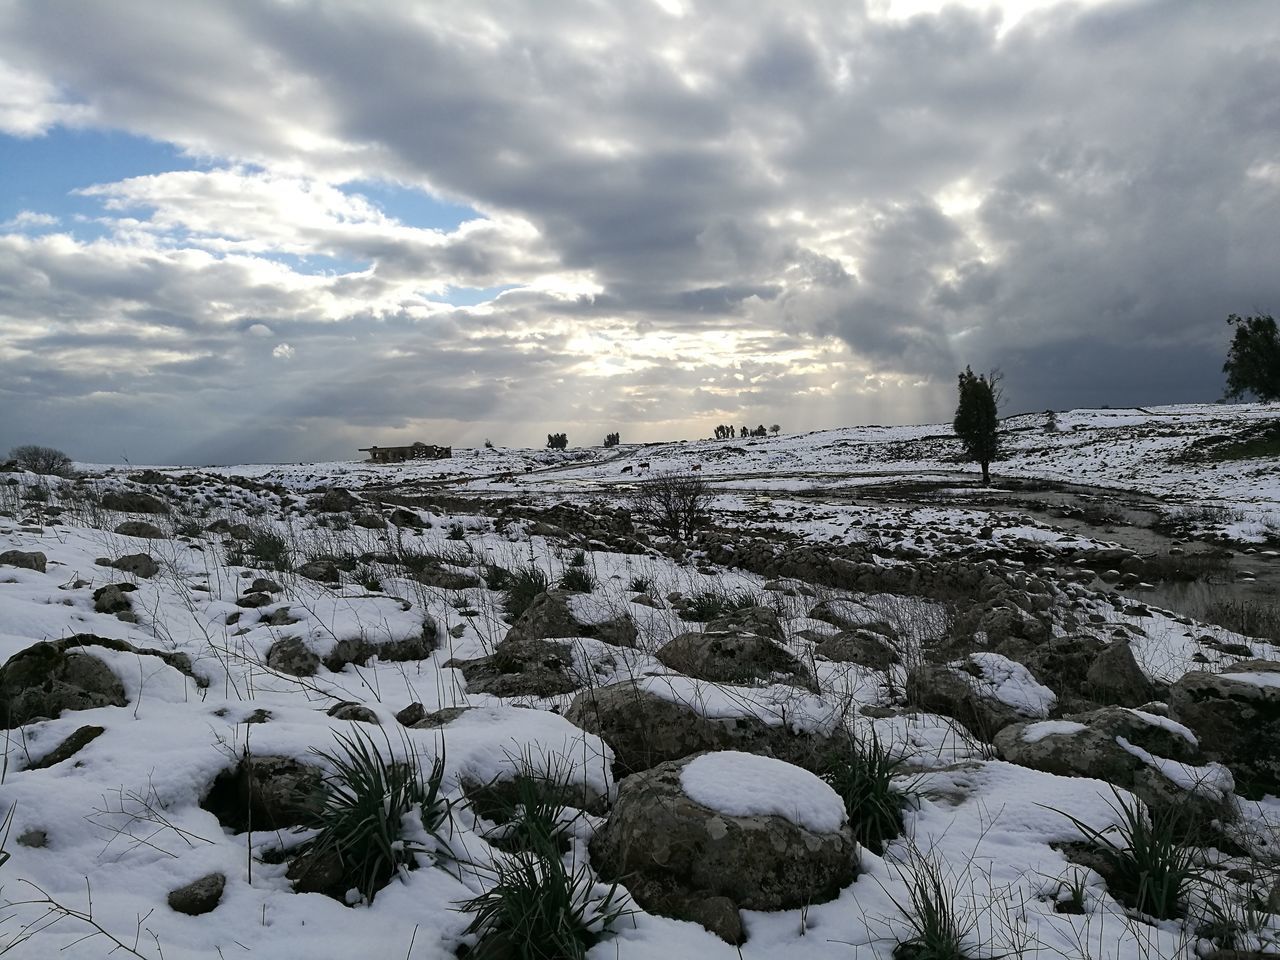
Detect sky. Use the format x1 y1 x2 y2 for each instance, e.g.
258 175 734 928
1 0 1278 465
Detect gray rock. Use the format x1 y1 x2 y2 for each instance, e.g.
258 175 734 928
167 873 225 916
321 623 437 672
27 724 105 769
590 753 857 944
310 488 359 513
109 553 159 578
907 659 1042 741
101 490 169 514
296 560 341 583
114 520 166 539
266 637 321 677
656 630 814 689
17 829 47 848
1087 641 1157 708
0 642 126 728
704 606 785 644
565 679 831 777
388 508 424 529
326 701 379 723
504 590 637 648
814 629 900 670
995 708 1233 825
1170 661 1280 799
203 755 325 832
447 639 580 698
93 583 136 615
0 550 46 573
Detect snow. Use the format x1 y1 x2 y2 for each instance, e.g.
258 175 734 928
1218 670 1280 690
635 675 844 736
1126 709 1199 747
678 752 847 834
1020 720 1088 743
1115 737 1236 801
961 652 1057 718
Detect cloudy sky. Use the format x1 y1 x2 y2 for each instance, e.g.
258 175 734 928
1 0 1278 464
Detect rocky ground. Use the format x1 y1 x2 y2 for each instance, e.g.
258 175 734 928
1 402 1279 959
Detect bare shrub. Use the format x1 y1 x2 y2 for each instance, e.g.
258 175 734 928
7 444 74 477
631 471 711 540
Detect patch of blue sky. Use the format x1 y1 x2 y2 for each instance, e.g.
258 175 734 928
265 251 370 275
428 284 517 307
0 128 197 229
343 178 481 233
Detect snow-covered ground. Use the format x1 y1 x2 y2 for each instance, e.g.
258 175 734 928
1 401 1276 959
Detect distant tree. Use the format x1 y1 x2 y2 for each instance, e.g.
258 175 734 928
953 367 1001 485
631 471 711 540
1044 410 1060 433
739 426 749 438
714 424 732 440
546 432 568 451
770 424 781 436
484 438 495 449
8 444 73 476
603 432 620 447
1223 313 1280 402
750 424 767 437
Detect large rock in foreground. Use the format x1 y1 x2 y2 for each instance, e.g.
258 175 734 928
995 707 1234 825
656 629 814 689
1170 661 1280 799
565 677 836 776
591 751 858 944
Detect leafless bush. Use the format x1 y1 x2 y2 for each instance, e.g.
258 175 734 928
630 471 711 540
7 445 74 477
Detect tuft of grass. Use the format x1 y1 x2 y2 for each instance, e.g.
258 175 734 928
504 566 550 620
459 851 628 960
484 563 514 591
245 524 291 572
1050 788 1204 920
820 730 915 855
354 564 383 592
627 575 653 594
558 566 594 593
567 550 587 568
477 751 580 857
889 847 976 960
682 588 758 622
448 522 467 541
295 728 453 903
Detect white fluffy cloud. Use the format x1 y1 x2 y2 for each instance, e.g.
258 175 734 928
1 0 1278 462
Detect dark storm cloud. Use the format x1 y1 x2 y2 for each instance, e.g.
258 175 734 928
0 0 1278 462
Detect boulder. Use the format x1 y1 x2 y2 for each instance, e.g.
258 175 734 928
814 629 900 670
504 590 636 648
114 520 166 539
321 626 437 672
388 508 424 529
1169 661 1280 799
590 752 857 944
310 488 359 513
704 606 785 644
447 639 580 698
995 708 1234 824
93 583 136 615
27 724 106 769
565 679 833 777
0 550 46 573
807 599 893 636
296 560 341 583
0 642 126 728
167 873 226 916
326 701 380 724
108 553 160 579
908 653 1055 741
202 755 325 832
266 637 320 678
656 630 814 689
100 490 169 514
1019 636 1156 710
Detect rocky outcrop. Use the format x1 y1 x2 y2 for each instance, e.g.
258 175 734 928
565 679 833 777
202 755 325 832
656 629 814 689
114 520 166 539
447 638 580 698
995 707 1234 825
814 628 900 670
908 653 1055 741
504 590 637 648
1169 661 1280 799
590 752 857 944
0 550 46 573
0 642 126 728
101 490 169 514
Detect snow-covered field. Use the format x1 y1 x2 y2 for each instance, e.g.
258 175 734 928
1 402 1277 959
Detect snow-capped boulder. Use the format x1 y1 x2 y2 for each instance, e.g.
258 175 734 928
656 629 814 689
909 652 1056 740
995 707 1234 823
1170 661 1280 799
565 677 837 776
503 589 637 648
703 606 786 643
590 751 858 944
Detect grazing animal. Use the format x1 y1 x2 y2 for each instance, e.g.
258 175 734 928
638 461 650 470
621 465 633 474
691 464 701 471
